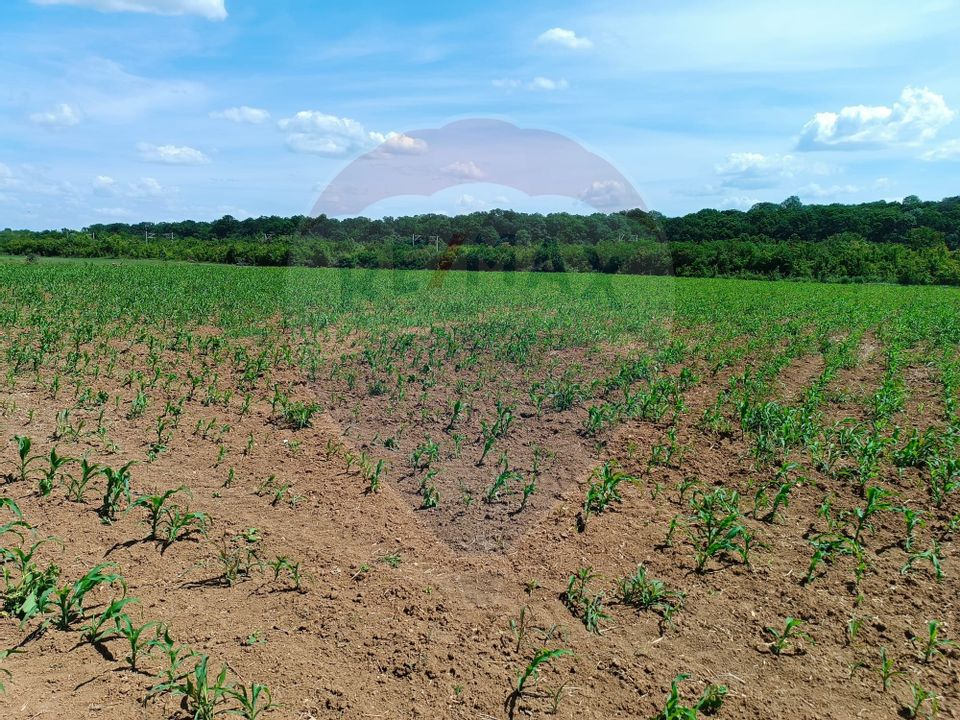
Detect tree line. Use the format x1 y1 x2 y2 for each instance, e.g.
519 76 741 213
3 195 960 285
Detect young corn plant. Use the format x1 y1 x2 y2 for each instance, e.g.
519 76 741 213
99 461 135 522
650 674 727 720
66 457 101 503
151 654 233 720
563 567 608 634
905 684 939 720
766 617 813 656
581 462 634 528
116 616 160 670
508 647 572 712
683 488 752 573
51 563 125 630
38 447 73 497
12 435 41 484
912 620 956 664
876 647 903 691
616 564 684 627
228 683 278 719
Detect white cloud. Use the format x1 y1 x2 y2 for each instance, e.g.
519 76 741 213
377 133 428 155
210 106 271 124
29 103 82 128
493 77 569 92
715 152 801 189
94 174 176 199
278 111 422 157
798 86 955 150
536 27 592 50
137 142 210 165
30 0 227 20
921 139 960 161
579 180 632 209
442 161 486 181
94 206 136 218
718 195 760 210
798 183 860 199
93 175 118 196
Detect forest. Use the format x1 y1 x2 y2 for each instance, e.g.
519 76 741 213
3 195 960 284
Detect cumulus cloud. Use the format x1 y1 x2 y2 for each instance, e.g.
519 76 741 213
921 139 960 161
442 161 486 181
376 133 428 155
30 0 227 20
797 86 955 150
715 152 802 189
798 183 860 199
494 77 569 92
536 27 592 50
579 180 633 209
93 174 176 198
278 111 424 157
29 103 82 128
137 142 210 165
210 106 271 124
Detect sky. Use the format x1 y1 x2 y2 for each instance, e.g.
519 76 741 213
2 0 960 230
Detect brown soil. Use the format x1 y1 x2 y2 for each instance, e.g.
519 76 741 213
1 329 958 720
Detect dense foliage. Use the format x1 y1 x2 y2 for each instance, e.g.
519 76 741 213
3 195 960 284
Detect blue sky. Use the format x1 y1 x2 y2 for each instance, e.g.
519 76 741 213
2 0 960 229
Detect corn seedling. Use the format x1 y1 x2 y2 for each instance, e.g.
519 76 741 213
228 683 278 719
564 567 608 634
617 564 684 626
39 447 73 497
99 461 135 522
12 435 41 484
905 684 939 720
913 620 956 664
151 654 233 720
51 562 125 630
650 674 727 720
765 617 813 656
515 647 572 696
876 647 903 691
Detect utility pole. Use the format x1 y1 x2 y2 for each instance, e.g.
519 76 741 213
144 231 155 242
411 233 422 246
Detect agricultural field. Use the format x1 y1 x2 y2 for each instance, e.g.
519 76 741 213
0 257 958 719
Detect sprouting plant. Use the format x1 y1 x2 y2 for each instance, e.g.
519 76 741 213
508 606 532 653
410 438 440 470
99 461 135 522
0 647 23 693
39 447 73 497
518 475 537 511
582 462 634 526
380 553 401 568
485 468 520 504
421 482 440 509
362 458 386 494
899 507 925 552
766 617 813 656
13 435 41 484
876 647 903 691
901 542 945 582
564 567 608 634
66 457 101 503
267 555 305 591
683 487 752 573
912 620 956 664
852 485 895 544
51 562 125 630
130 486 190 539
279 399 321 429
905 684 940 719
82 596 139 644
162 507 211 550
515 648 572 696
650 674 727 719
228 683 278 719
151 654 233 720
617 564 684 626
216 534 263 586
117 616 160 669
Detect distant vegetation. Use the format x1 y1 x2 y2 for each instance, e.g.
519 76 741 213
3 195 960 285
